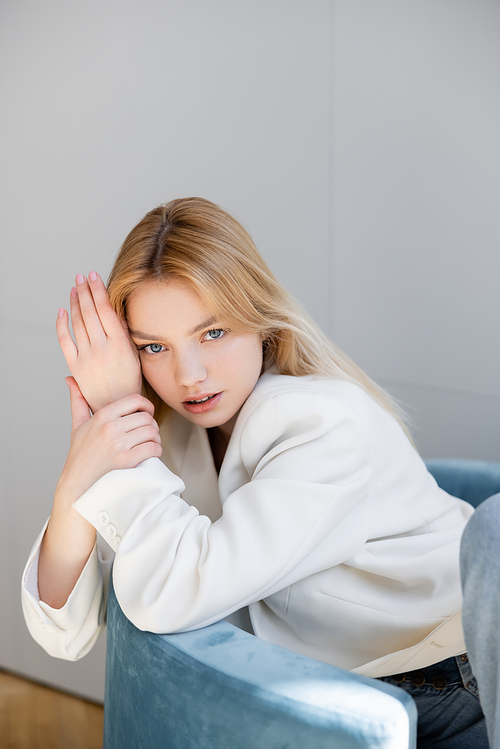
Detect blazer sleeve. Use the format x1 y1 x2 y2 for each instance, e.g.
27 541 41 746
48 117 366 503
72 391 373 635
21 523 113 660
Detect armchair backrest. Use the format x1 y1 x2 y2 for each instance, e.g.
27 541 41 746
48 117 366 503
425 459 500 508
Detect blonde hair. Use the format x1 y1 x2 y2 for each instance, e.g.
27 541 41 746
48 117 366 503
107 197 411 436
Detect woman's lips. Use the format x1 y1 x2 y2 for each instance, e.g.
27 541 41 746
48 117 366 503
182 392 222 414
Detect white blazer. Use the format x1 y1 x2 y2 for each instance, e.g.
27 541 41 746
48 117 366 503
22 369 473 677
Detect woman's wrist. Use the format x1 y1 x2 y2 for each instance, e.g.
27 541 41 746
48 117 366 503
54 473 87 507
87 381 143 414
39 495 97 608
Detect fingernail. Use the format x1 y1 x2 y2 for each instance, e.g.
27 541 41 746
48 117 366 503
71 287 77 298
58 308 65 318
65 377 70 387
89 271 97 281
76 274 85 285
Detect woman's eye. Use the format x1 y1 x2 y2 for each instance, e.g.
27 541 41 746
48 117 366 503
204 329 225 341
141 343 165 354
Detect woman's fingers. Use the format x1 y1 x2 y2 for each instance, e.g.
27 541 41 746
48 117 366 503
87 272 126 339
70 270 137 354
74 274 106 345
65 272 122 352
56 307 78 367
93 399 162 470
128 441 163 466
97 393 156 421
70 284 91 350
120 411 160 434
124 424 162 451
59 272 142 413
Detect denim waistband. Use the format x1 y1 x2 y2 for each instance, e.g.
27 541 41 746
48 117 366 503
379 653 478 696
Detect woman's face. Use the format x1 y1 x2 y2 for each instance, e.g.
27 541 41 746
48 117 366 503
126 278 264 435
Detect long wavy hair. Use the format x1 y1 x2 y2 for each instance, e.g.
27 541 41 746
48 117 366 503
107 197 411 437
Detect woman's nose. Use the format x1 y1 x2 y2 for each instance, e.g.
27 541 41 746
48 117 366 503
175 353 207 388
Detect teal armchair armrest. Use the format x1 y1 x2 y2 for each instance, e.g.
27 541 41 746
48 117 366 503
104 581 416 748
103 459 500 748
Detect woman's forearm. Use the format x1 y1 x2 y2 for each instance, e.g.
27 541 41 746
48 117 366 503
38 482 97 609
37 385 161 610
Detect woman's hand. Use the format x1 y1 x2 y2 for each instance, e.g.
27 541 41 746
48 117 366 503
57 272 143 413
58 377 162 502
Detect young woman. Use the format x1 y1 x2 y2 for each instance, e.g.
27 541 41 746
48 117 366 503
22 198 493 747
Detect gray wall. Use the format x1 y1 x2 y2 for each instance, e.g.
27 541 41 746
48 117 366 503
1 0 498 701
332 1 500 460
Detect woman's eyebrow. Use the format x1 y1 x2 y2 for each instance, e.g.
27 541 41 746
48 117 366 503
128 329 160 340
189 316 218 335
128 317 218 341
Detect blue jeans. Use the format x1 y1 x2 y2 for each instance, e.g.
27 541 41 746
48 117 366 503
378 654 487 747
461 493 500 749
